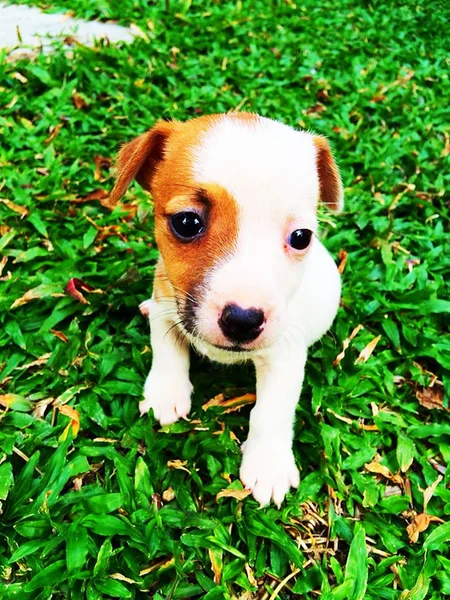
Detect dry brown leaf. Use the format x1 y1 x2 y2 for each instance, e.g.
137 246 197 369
202 393 225 410
305 102 327 115
355 335 382 364
216 488 251 502
36 167 49 176
111 573 139 584
337 249 348 274
423 475 443 512
12 72 28 83
208 548 223 584
245 563 257 587
11 285 64 309
32 397 55 419
71 188 112 208
327 408 353 424
334 324 363 365
72 91 88 110
51 329 68 343
167 459 190 473
0 198 28 218
58 405 80 439
365 460 404 485
162 487 175 502
416 384 447 411
44 123 63 144
406 513 444 544
441 131 450 157
139 558 175 577
0 256 8 277
203 393 256 412
359 423 379 431
15 353 51 371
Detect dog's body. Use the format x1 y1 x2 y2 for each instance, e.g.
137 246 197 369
111 113 343 507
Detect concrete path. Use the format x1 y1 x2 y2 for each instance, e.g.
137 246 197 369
0 2 135 54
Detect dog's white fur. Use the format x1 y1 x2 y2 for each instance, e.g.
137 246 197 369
136 115 342 507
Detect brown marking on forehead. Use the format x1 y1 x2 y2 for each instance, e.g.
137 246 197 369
145 115 245 296
112 113 256 296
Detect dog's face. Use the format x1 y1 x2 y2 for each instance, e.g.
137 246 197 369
112 113 343 354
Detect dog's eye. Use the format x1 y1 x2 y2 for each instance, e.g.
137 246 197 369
289 228 312 250
170 212 205 240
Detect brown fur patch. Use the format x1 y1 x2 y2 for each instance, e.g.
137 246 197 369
112 113 243 298
153 258 175 302
313 136 343 212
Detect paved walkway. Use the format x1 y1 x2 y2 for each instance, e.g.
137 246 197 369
0 2 135 54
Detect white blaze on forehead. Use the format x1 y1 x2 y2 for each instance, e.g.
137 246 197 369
190 115 321 347
192 115 320 219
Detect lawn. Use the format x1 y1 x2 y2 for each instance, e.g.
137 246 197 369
0 0 449 598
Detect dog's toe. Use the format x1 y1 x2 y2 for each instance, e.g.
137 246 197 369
240 439 299 508
141 369 193 425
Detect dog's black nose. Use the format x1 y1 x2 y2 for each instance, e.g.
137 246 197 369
219 304 265 343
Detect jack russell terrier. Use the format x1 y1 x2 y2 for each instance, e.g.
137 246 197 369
110 113 343 507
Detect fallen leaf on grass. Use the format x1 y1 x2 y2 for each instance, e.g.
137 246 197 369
209 548 223 584
15 353 51 371
111 573 140 584
202 393 256 412
0 198 28 217
11 284 65 309
65 278 94 304
416 384 447 411
51 329 68 343
72 90 88 109
32 397 55 418
327 408 353 424
334 324 363 365
337 249 348 274
44 123 63 144
167 459 190 473
406 513 444 544
216 488 251 502
162 487 175 502
70 188 112 208
0 256 8 277
139 558 175 577
423 475 443 512
365 460 404 485
58 405 80 440
355 335 382 364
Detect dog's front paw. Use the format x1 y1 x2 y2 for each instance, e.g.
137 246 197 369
140 368 193 425
240 439 299 508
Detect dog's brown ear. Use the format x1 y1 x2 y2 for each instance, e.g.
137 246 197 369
110 120 178 204
313 136 344 213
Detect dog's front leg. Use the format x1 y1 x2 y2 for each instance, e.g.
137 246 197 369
139 299 193 425
240 344 307 507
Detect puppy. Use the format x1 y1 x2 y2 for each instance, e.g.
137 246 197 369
111 113 343 507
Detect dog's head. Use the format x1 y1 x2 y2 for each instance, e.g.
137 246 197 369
111 113 343 354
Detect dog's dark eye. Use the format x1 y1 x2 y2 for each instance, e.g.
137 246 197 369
170 212 205 240
289 229 312 250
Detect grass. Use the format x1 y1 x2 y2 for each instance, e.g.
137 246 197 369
0 0 449 598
